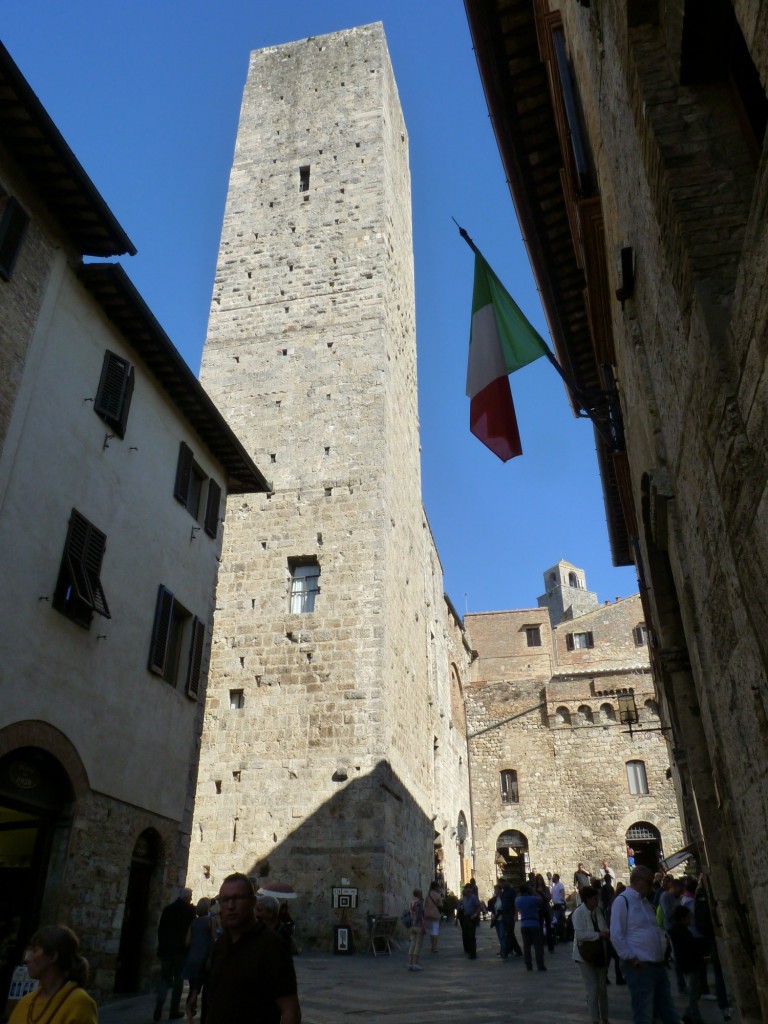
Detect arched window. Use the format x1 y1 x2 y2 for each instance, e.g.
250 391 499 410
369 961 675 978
555 706 571 726
600 702 616 722
578 704 594 724
627 760 649 795
644 699 659 717
569 572 578 587
500 769 519 804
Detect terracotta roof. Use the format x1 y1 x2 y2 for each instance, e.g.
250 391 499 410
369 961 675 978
79 263 270 495
0 41 136 257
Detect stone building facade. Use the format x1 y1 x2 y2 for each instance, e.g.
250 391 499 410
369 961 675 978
465 562 683 898
0 45 267 1000
187 25 473 945
464 0 768 1017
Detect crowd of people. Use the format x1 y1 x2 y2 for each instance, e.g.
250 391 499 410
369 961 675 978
403 861 731 1024
10 860 733 1024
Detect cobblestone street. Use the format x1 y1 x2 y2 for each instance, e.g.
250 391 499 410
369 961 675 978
100 920 737 1024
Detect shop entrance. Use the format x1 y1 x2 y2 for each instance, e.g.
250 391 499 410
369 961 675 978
495 829 529 889
115 829 162 993
0 748 74 1001
626 822 662 873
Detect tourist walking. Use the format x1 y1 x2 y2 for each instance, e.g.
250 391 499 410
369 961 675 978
572 885 610 1024
407 888 426 971
489 884 507 958
551 873 567 943
459 883 481 959
423 881 443 954
155 887 196 1021
9 925 96 1024
501 878 523 957
183 897 215 1020
610 865 679 1024
516 883 546 972
668 905 705 1024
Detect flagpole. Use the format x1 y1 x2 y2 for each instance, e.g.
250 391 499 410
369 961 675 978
454 220 620 451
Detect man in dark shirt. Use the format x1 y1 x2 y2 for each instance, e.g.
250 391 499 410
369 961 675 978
154 887 195 1021
500 879 523 956
206 873 300 1024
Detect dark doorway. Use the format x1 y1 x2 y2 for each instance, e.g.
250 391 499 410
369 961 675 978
115 829 162 993
626 821 662 873
495 829 529 888
0 749 74 1001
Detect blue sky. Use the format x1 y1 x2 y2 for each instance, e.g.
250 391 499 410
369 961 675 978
4 1 638 613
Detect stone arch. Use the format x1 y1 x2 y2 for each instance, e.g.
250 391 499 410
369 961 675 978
578 704 594 724
0 721 89 798
555 706 571 726
115 828 165 993
495 828 529 887
569 571 578 587
600 702 616 722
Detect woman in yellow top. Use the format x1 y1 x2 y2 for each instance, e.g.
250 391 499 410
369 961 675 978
10 925 97 1024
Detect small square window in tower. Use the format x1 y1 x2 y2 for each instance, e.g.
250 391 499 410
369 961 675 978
288 559 320 614
500 769 519 804
299 165 310 192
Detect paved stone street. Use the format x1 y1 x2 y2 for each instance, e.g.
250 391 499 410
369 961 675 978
100 921 737 1024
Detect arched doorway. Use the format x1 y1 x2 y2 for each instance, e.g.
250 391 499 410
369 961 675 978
495 829 529 888
0 748 74 999
626 821 662 873
115 829 163 993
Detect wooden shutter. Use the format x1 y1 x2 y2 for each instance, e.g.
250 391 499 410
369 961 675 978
204 480 222 538
0 197 30 281
94 351 134 438
566 633 574 651
174 442 193 506
148 586 175 675
64 510 110 617
186 617 206 699
587 632 594 648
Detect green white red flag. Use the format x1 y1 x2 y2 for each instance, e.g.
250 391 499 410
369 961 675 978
466 252 548 461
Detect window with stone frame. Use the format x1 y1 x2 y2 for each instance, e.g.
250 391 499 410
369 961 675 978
525 625 542 647
289 557 320 613
626 759 649 795
633 623 649 646
500 769 519 804
566 631 594 650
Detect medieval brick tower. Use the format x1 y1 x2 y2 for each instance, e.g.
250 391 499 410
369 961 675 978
187 24 448 941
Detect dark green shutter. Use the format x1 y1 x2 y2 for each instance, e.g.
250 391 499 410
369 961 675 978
94 351 134 438
64 510 110 617
204 480 222 537
174 442 193 506
186 618 206 699
148 586 175 675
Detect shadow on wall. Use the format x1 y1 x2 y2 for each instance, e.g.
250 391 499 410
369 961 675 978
242 760 434 950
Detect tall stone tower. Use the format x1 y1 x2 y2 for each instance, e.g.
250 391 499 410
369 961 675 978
188 24 439 940
537 559 598 626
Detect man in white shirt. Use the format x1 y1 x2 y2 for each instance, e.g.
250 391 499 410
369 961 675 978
550 874 566 942
610 866 679 1024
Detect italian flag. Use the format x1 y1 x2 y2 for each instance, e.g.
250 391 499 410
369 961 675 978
466 252 549 461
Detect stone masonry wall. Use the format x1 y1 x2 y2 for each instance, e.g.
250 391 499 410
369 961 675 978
188 25 456 943
465 591 683 899
554 2 768 1015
